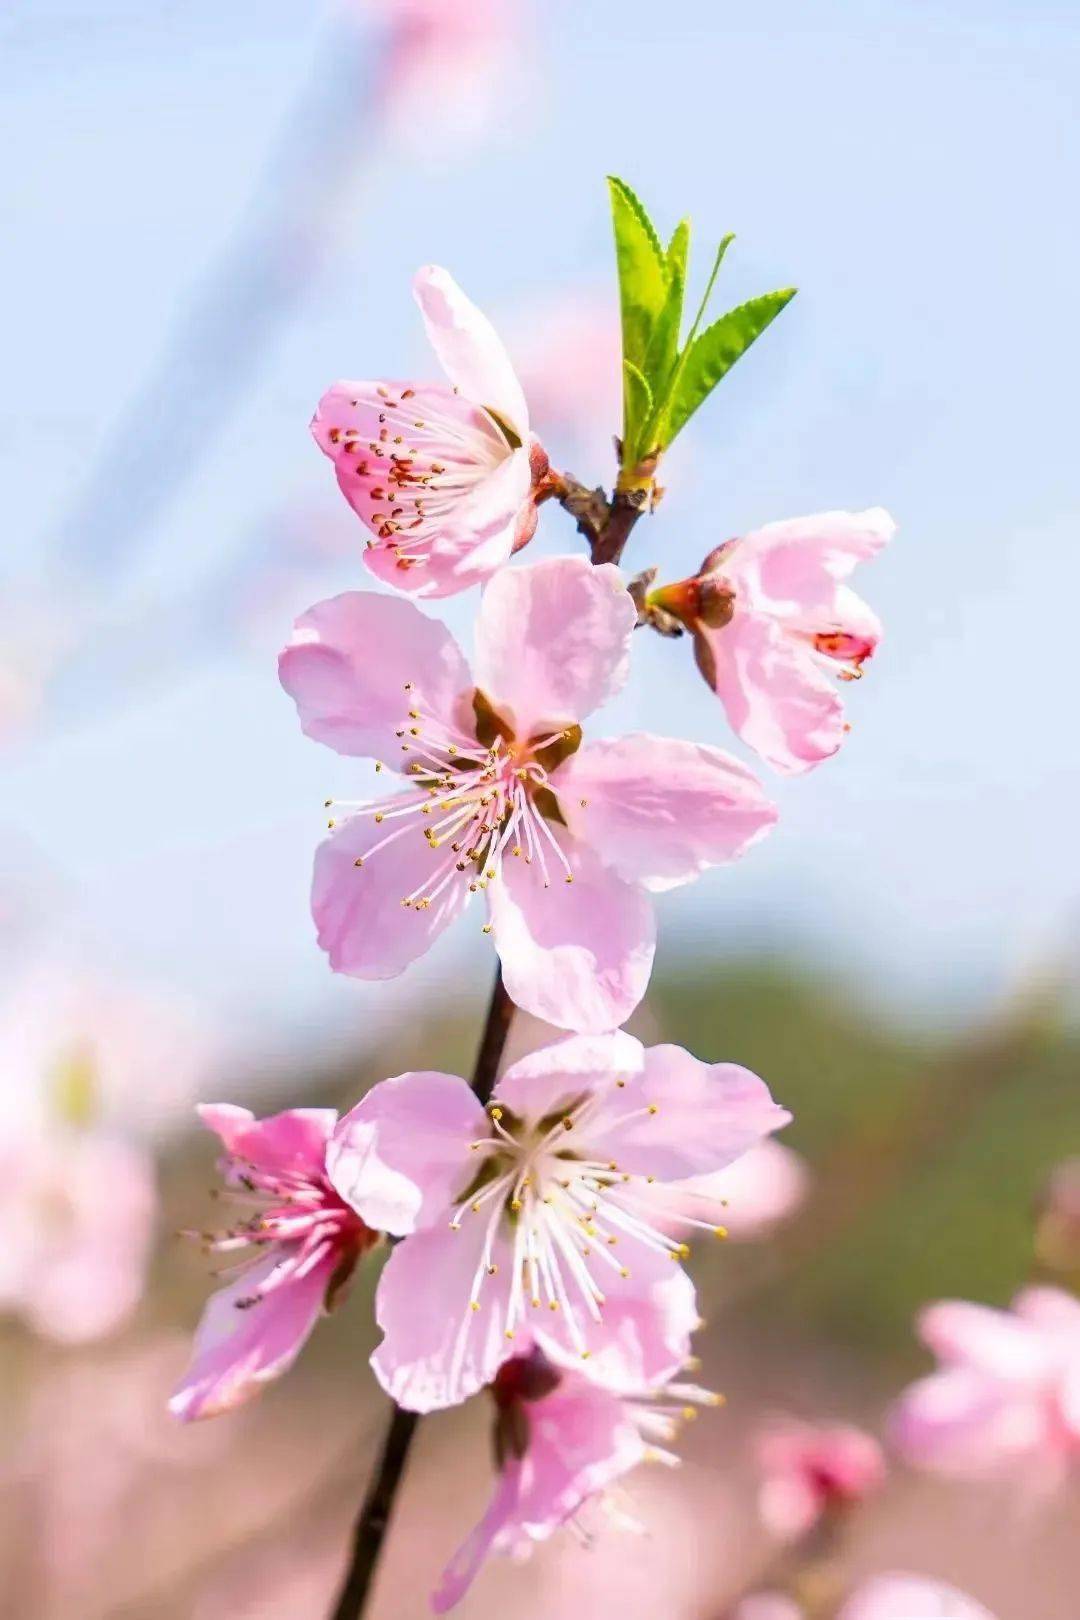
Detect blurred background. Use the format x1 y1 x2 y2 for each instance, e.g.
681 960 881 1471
1 2 1078 1616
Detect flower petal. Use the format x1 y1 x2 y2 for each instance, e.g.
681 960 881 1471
327 1071 483 1236
701 608 846 775
197 1104 337 1179
917 1299 1056 1381
494 1032 645 1123
538 1269 698 1393
585 1044 790 1182
888 1367 1049 1475
371 1222 517 1411
728 507 895 621
488 834 655 1034
169 1249 333 1421
312 807 471 979
557 734 777 891
414 265 530 434
432 1462 526 1614
474 556 636 735
279 590 471 763
839 1574 996 1620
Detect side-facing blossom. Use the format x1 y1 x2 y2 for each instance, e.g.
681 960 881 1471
649 1138 809 1244
280 554 777 1032
170 1105 380 1421
431 1336 719 1612
312 266 548 599
0 1128 155 1343
888 1287 1080 1487
838 1574 997 1620
755 1417 886 1541
651 509 895 774
327 1031 790 1412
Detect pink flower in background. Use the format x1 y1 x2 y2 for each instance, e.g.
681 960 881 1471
327 1031 789 1411
755 1417 886 1540
889 1288 1080 1486
374 0 527 156
648 1138 809 1244
0 1129 155 1343
654 509 894 774
839 1574 997 1619
732 1598 805 1620
508 288 622 468
431 1337 719 1612
280 555 776 1032
313 267 549 599
170 1106 380 1421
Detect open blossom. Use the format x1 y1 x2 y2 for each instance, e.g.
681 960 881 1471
280 554 776 1032
888 1288 1080 1486
755 1417 886 1541
431 1337 719 1612
649 1139 808 1244
0 1127 155 1344
326 1031 789 1411
170 1106 380 1421
839 1575 997 1619
653 509 894 774
312 266 548 599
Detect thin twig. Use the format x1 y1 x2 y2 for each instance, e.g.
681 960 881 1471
327 968 515 1620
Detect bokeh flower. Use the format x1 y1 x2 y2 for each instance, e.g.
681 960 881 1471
755 1416 886 1541
313 266 548 599
281 554 776 1032
839 1574 997 1619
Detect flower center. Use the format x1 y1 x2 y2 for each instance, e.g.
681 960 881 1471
325 685 584 918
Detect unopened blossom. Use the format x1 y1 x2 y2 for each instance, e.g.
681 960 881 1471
651 509 895 774
755 1417 886 1541
280 555 776 1032
170 1105 380 1420
0 1127 155 1343
431 1336 720 1612
313 266 549 599
327 1031 789 1411
838 1574 997 1620
889 1288 1080 1486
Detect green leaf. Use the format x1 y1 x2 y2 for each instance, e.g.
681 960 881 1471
661 287 796 446
621 359 653 465
607 176 668 386
640 216 690 413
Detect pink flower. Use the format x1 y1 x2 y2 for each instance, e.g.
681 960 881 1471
889 1288 1080 1486
650 1139 809 1244
755 1417 886 1541
431 1338 719 1612
169 1105 380 1421
312 267 549 599
0 1127 155 1344
838 1574 997 1620
280 555 777 1032
507 287 622 468
373 0 527 157
653 509 895 774
327 1031 790 1412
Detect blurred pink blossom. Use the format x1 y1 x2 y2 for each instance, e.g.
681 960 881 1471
281 555 776 1032
313 266 549 598
755 1417 886 1541
889 1288 1080 1487
732 1597 805 1620
508 288 622 470
839 1573 997 1619
0 1127 155 1343
431 1339 719 1612
652 1139 809 1244
170 1105 380 1420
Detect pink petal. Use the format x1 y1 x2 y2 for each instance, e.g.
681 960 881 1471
169 1249 333 1421
494 1031 646 1122
474 556 636 735
917 1299 1056 1381
1013 1285 1080 1343
432 1461 526 1613
327 1070 483 1236
279 590 471 763
728 507 895 617
540 1269 698 1393
371 1222 517 1412
414 265 530 434
557 733 777 890
702 608 847 776
661 1140 809 1241
197 1104 336 1178
587 1044 790 1182
511 1377 643 1537
733 1597 806 1620
362 444 533 599
888 1367 1049 1476
312 806 471 979
487 833 655 1034
839 1574 996 1620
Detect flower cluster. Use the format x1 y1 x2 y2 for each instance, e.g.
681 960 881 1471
175 207 897 1615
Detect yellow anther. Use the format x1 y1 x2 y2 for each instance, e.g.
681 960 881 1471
487 1264 498 1275
561 1117 574 1132
619 1267 630 1278
531 1297 541 1308
705 1392 726 1407
579 797 588 807
324 799 333 808
374 812 385 824
548 1300 559 1311
647 1103 659 1115
510 1197 522 1212
471 1201 482 1213
482 923 493 934
470 1301 480 1312
505 1330 515 1340
326 819 335 829
681 1406 699 1422
374 762 383 772
713 1226 728 1240
354 857 364 868
489 1106 503 1120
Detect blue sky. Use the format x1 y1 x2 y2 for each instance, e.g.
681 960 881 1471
2 0 1078 1061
